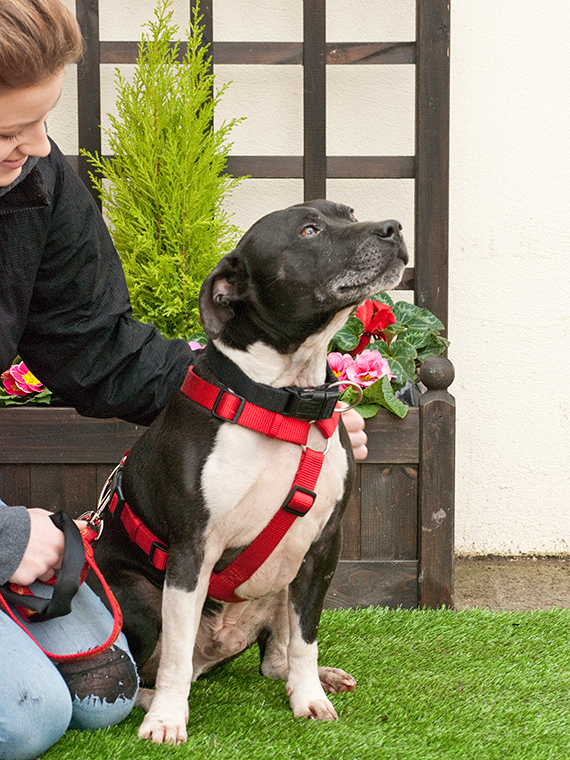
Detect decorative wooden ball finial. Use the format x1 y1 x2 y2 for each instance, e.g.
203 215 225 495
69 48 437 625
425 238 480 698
419 355 454 391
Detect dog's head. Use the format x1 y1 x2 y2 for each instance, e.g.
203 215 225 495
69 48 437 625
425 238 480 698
199 200 408 353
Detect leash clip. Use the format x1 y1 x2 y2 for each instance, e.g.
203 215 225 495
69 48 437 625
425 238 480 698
77 512 104 541
78 456 126 540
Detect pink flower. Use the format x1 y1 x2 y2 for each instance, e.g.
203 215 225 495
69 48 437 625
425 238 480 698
328 352 355 390
1 361 44 397
345 349 394 388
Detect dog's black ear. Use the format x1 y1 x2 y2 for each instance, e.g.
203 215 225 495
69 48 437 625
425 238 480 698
199 254 247 339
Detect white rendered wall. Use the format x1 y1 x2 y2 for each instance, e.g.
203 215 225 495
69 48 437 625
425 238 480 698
449 0 570 554
48 1 570 555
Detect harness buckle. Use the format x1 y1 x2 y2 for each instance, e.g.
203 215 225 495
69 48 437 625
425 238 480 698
148 540 168 568
281 485 317 517
283 387 339 421
211 389 247 424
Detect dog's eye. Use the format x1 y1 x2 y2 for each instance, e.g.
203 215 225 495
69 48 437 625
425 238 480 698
301 225 319 237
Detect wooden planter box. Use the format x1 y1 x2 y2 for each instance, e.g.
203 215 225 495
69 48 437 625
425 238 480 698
0 358 454 609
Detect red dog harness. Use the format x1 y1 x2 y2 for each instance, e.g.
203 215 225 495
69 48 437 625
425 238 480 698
104 364 340 604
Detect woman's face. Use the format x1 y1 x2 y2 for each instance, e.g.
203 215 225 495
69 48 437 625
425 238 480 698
0 71 64 187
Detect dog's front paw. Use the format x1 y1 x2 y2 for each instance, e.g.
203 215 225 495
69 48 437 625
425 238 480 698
138 704 189 745
318 666 357 694
287 684 338 721
292 695 338 721
135 687 155 712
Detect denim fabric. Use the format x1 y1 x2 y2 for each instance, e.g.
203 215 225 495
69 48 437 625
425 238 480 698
0 583 138 760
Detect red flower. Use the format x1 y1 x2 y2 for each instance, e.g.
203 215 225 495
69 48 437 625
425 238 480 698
351 299 395 355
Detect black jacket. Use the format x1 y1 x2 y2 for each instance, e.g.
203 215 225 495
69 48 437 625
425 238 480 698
0 140 196 583
0 139 194 425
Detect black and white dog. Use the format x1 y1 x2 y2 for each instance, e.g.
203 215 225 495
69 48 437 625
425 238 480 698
93 200 408 744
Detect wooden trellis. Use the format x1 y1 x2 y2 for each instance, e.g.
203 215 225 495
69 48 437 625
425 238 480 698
0 0 453 609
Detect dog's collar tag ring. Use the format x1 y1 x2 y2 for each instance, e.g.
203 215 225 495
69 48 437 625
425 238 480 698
328 381 364 413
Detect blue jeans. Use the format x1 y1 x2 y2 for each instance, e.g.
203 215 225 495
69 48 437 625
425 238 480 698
0 582 139 760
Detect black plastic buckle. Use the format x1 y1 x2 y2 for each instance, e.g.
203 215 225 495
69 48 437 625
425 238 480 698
110 474 126 520
283 386 340 421
281 485 317 517
148 540 168 567
211 389 246 424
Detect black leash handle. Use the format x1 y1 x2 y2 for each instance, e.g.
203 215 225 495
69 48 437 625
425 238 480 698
1 511 86 622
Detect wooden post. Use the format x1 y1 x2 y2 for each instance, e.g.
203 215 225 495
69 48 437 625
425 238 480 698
303 0 327 201
418 355 455 608
76 0 101 201
414 0 450 332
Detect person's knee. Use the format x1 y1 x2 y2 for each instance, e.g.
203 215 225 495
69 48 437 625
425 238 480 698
57 645 139 731
0 673 72 760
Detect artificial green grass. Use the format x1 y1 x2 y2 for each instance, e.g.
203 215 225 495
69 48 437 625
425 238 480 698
41 607 570 760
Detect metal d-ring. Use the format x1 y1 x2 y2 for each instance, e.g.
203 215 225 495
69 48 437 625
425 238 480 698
328 380 364 413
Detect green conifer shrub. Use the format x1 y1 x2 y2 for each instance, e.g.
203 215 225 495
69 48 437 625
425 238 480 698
83 0 244 339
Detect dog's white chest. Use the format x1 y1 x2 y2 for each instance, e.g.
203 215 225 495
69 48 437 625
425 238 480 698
200 421 348 597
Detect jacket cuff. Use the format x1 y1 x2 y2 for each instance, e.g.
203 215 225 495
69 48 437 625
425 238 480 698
0 505 31 585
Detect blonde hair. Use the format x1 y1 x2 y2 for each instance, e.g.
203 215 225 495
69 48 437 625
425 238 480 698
0 0 83 90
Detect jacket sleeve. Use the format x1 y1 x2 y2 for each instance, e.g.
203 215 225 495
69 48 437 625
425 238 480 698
18 143 195 426
0 503 30 585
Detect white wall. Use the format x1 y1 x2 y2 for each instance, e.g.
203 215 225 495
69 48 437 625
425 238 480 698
450 0 570 554
50 1 570 555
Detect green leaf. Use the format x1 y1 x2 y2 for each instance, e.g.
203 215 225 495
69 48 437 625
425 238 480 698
339 386 361 406
0 387 53 406
371 291 395 308
416 334 450 363
382 323 407 340
187 331 208 346
400 328 433 350
367 337 390 358
387 339 417 386
354 403 382 419
331 316 364 353
393 301 444 332
362 375 409 418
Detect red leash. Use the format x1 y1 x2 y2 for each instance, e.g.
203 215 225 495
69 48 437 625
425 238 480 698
0 523 123 662
106 366 340 603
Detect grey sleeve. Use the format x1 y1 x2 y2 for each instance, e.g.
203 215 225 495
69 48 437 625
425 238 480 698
0 503 31 585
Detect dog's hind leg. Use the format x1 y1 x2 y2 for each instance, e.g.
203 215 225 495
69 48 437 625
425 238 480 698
317 666 356 694
257 591 290 681
257 590 354 694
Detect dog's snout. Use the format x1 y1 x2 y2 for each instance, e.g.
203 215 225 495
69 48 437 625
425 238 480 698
375 220 402 240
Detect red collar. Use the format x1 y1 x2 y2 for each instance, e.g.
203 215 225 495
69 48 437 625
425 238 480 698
181 366 339 443
109 365 340 604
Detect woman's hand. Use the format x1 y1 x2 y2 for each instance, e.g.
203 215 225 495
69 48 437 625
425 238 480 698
8 508 86 586
341 406 368 461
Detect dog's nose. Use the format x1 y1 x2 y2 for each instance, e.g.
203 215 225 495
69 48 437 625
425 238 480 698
376 220 402 240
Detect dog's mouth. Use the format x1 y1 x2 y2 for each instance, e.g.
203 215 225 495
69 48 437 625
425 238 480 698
327 247 408 304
